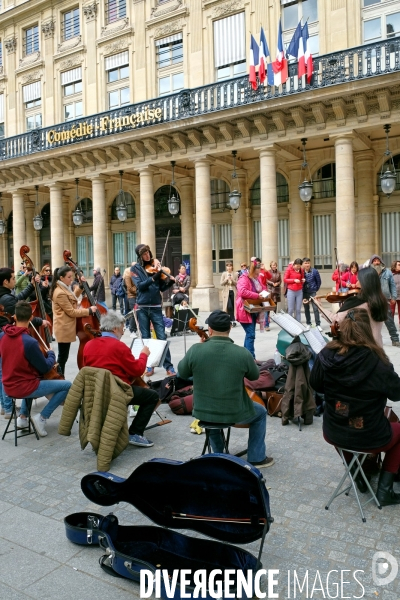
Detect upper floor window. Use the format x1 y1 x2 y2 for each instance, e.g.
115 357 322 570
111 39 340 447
24 25 39 56
62 8 80 41
0 93 4 139
61 67 83 121
313 163 336 199
250 174 289 205
157 37 183 69
213 12 246 81
105 51 130 108
0 40 2 67
211 179 230 210
105 0 126 25
283 0 318 30
362 0 400 43
23 81 41 131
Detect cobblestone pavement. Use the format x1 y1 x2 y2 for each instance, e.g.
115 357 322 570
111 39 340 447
1 311 400 599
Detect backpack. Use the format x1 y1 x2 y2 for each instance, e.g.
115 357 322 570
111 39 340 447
116 278 127 297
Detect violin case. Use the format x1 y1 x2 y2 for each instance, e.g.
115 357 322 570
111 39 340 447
65 454 273 599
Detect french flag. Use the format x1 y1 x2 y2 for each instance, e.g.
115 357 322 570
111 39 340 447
249 34 259 90
286 20 306 79
302 22 313 83
259 27 270 84
270 19 288 86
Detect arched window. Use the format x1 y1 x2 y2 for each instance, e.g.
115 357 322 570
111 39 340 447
111 192 136 220
154 185 180 218
313 163 336 199
250 174 289 205
211 179 230 210
75 197 93 223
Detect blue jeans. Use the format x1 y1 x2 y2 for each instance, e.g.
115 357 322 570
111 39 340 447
385 304 400 342
241 314 257 358
287 289 303 322
137 306 173 371
20 379 72 420
209 402 267 463
0 360 12 413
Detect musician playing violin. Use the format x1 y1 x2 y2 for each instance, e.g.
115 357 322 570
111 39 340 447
0 267 51 419
50 266 97 375
131 244 176 377
83 310 159 448
0 301 71 436
178 309 274 469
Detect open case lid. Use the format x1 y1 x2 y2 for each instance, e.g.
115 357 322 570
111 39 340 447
81 454 272 544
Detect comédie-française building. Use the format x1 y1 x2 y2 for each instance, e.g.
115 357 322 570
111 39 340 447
0 0 399 309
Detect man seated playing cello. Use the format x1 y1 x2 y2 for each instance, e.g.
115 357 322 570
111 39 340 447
0 301 71 436
178 310 274 468
83 310 159 448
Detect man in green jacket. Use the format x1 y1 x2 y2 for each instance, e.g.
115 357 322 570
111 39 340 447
178 310 274 468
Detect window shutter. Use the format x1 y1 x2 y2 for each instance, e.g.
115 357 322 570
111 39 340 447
213 12 245 68
155 33 183 46
61 67 82 85
105 50 129 71
23 81 41 103
219 224 232 249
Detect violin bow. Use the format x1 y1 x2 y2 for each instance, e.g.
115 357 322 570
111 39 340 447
29 322 51 352
159 230 170 268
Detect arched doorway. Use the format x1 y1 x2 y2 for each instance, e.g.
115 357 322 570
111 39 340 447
154 185 182 278
40 203 51 266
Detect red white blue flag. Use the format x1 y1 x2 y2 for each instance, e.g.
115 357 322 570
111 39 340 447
302 22 313 83
270 19 288 86
249 34 259 90
259 27 270 84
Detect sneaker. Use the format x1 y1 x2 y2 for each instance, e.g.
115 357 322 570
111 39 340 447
145 367 155 377
128 434 154 447
392 341 400 347
32 414 48 437
166 367 176 376
265 327 270 332
130 332 137 339
249 457 275 469
17 416 28 429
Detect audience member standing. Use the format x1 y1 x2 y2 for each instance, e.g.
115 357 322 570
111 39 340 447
172 265 191 307
284 259 305 322
123 262 137 337
109 267 123 312
302 258 321 327
391 259 400 328
266 261 281 312
221 262 238 325
90 267 107 311
370 255 400 346
236 261 266 358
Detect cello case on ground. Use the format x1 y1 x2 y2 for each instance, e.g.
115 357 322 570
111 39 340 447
66 454 273 599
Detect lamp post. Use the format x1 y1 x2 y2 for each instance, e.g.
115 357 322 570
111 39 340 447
33 185 43 231
168 161 180 216
228 150 241 212
72 178 84 227
298 138 313 206
380 124 397 198
116 170 128 222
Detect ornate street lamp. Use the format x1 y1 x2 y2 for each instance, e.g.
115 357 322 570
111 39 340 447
72 178 84 227
0 194 5 235
33 185 43 231
298 138 313 205
116 170 128 222
168 161 180 216
380 124 397 198
228 150 241 212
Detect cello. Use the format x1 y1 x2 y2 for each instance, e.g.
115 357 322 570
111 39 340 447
20 245 53 349
63 250 107 369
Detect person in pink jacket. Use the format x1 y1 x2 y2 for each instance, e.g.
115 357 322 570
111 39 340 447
284 258 305 322
236 262 266 358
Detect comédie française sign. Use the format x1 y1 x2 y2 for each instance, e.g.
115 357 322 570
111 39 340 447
46 106 163 144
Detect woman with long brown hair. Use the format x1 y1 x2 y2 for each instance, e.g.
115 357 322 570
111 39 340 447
220 262 238 326
236 261 266 358
50 266 97 375
391 259 400 326
310 308 400 506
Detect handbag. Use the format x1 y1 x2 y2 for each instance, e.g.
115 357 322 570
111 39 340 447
266 389 284 417
244 298 276 313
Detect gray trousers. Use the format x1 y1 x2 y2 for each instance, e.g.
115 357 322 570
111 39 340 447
385 303 399 342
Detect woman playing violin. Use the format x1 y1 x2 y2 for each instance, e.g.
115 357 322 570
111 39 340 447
50 266 97 375
313 267 388 347
131 244 176 377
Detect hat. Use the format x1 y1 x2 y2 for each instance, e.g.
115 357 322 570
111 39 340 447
135 244 150 257
205 310 231 332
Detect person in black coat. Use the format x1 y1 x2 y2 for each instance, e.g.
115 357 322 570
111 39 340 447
89 267 106 309
310 307 400 507
109 267 123 312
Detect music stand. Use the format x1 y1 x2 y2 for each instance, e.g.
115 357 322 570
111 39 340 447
170 308 199 337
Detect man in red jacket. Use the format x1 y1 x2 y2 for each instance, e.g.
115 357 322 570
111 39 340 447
83 310 159 448
0 301 71 436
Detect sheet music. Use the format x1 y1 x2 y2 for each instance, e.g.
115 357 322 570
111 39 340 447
131 338 169 368
303 329 327 354
270 311 306 337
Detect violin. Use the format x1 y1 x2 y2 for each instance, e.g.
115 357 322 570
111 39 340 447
145 262 172 281
188 317 265 408
0 304 14 323
63 250 107 369
20 245 53 348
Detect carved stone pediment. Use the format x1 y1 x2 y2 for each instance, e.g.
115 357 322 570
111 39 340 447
104 36 131 55
59 54 84 71
19 52 41 68
58 36 82 53
101 17 130 37
211 0 245 18
154 19 183 39
152 0 183 18
20 69 44 84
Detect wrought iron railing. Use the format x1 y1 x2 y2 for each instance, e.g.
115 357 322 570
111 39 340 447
0 36 399 162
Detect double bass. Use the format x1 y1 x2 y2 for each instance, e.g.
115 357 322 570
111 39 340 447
20 245 53 349
63 250 107 369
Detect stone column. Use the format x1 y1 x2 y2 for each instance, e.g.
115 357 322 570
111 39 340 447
63 198 71 252
260 149 278 262
48 183 64 268
138 167 156 251
91 176 108 274
355 151 375 262
335 136 356 264
25 204 36 265
179 177 195 284
192 159 219 311
232 170 248 268
288 163 307 259
373 195 380 255
12 190 26 270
